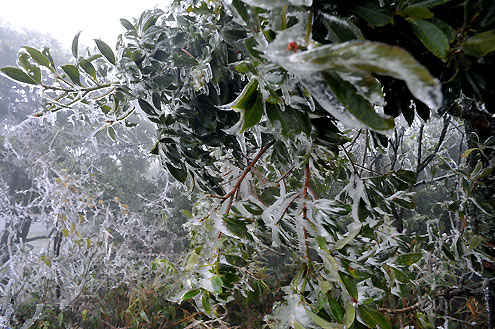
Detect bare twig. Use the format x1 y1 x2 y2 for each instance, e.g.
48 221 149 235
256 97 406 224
413 173 457 188
417 116 451 175
379 299 423 314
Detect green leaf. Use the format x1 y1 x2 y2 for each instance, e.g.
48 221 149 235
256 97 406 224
461 148 478 158
339 271 358 301
349 2 394 27
222 216 248 238
288 40 442 110
166 162 187 184
391 267 410 283
61 65 82 86
343 303 356 328
211 275 223 294
107 127 117 141
305 308 345 329
72 31 81 58
391 197 416 209
241 90 263 132
229 79 262 131
323 71 394 130
120 18 135 30
139 310 149 322
94 39 116 65
471 160 483 178
202 291 211 314
80 59 97 80
23 46 52 68
225 255 248 267
461 29 495 57
138 99 158 116
407 18 449 59
245 37 263 60
58 313 63 327
327 298 344 323
430 18 456 44
398 6 433 19
358 305 391 329
395 252 423 266
0 67 37 85
392 170 417 186
182 289 201 300
143 15 159 33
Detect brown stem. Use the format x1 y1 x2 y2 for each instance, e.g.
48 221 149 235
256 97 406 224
221 140 275 214
379 300 423 314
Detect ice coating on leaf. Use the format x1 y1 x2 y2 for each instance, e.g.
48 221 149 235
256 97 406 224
337 72 385 105
286 41 443 110
298 72 368 129
263 18 382 129
320 13 364 42
339 174 369 221
262 191 298 247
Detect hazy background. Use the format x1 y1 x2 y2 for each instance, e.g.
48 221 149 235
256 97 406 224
0 0 162 48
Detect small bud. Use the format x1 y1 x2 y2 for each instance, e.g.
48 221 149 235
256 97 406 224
287 41 299 52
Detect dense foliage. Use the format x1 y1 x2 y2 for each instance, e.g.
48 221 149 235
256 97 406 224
1 0 495 328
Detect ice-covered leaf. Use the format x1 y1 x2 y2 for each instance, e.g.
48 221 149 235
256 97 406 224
322 71 394 130
166 162 187 183
120 18 135 30
23 46 52 72
461 29 495 57
140 310 149 322
333 223 361 250
94 39 116 65
407 18 449 59
343 303 356 328
138 99 158 117
283 41 442 110
211 275 223 294
0 67 37 85
320 13 364 43
394 252 422 266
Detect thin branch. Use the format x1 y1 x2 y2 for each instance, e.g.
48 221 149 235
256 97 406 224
220 140 275 214
275 166 295 183
360 130 369 176
342 146 360 178
413 173 456 188
417 116 451 175
379 299 423 314
416 124 424 174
